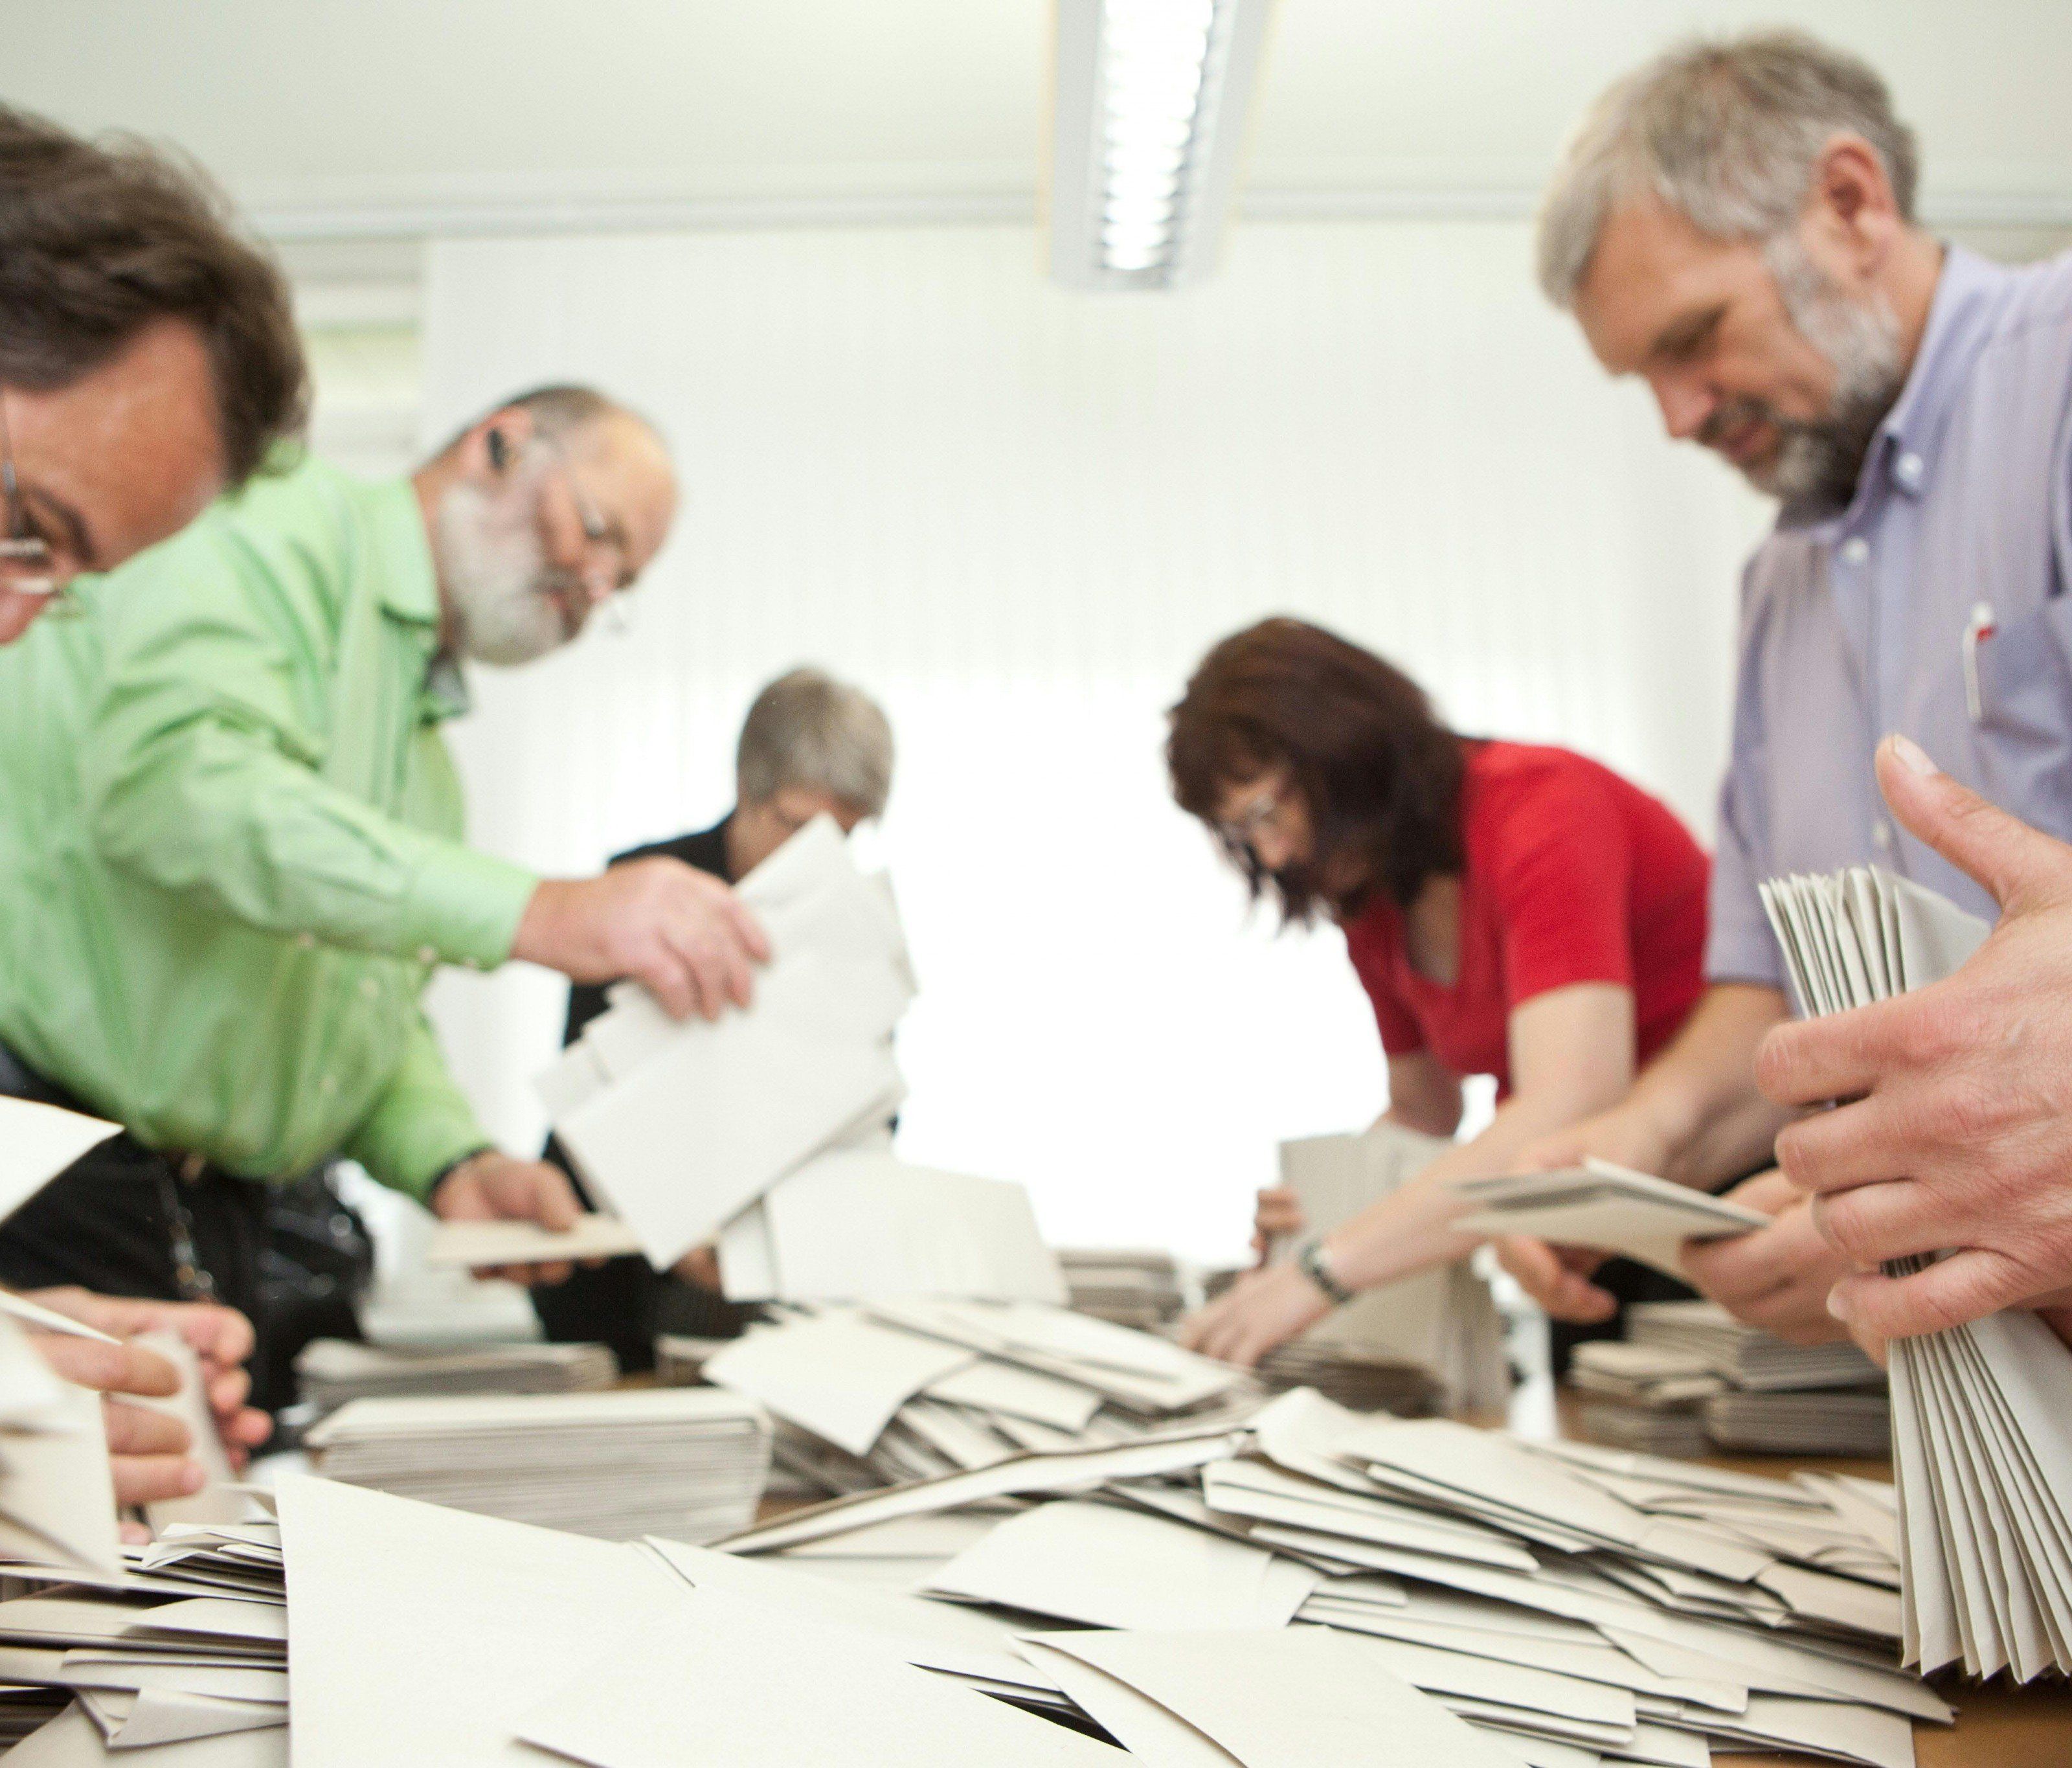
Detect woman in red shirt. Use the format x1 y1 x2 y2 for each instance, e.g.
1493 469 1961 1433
1170 617 1710 1367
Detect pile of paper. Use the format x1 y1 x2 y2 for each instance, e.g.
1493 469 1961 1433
0 1510 289 1763
1270 1126 1509 1413
1761 864 2072 1678
1570 1302 1889 1458
717 1149 1067 1307
710 1385 1941 1768
293 1337 618 1414
1056 1250 1189 1328
1253 1339 1444 1416
701 1300 1260 1495
305 1387 771 1542
538 815 912 1271
1452 1161 1773 1279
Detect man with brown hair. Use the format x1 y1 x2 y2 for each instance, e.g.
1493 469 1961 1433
0 101 306 640
0 102 307 1512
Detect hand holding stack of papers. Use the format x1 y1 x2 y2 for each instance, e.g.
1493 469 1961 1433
291 1337 618 1415
0 1313 122 1581
539 815 913 1270
1761 864 2072 1679
1450 1161 1772 1279
701 1300 1259 1496
1271 1126 1509 1413
304 1387 771 1542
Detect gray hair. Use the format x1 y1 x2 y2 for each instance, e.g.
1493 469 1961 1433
1537 31 1919 309
429 382 656 459
736 667 894 819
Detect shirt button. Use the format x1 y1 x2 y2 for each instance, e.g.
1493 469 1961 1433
319 1074 339 1095
1896 452 1924 488
1873 820 1895 852
416 946 438 965
1840 536 1870 566
295 932 317 950
359 976 379 999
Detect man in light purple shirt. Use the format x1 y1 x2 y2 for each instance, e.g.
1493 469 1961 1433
1493 32 2072 1344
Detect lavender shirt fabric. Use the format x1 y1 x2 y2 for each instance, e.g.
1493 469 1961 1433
1707 244 2072 986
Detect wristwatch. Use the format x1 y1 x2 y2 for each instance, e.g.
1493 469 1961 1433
1296 1236 1356 1308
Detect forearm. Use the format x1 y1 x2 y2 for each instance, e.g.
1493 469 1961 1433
343 1017 493 1200
1619 984 1790 1184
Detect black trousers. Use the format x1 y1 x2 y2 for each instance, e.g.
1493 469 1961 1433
0 1048 354 1412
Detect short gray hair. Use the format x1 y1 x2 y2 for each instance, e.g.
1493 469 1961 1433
1537 31 1919 309
736 667 894 818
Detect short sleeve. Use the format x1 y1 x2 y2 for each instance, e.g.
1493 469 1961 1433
1483 765 1638 1009
1343 915 1427 1057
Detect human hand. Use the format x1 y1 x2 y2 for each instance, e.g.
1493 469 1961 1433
432 1152 589 1286
1759 735 2072 1341
1676 1168 1853 1345
26 1290 272 1462
1177 1263 1333 1369
1492 1236 1617 1323
512 858 771 1021
24 1328 206 1509
672 1245 721 1289
1250 1188 1304 1264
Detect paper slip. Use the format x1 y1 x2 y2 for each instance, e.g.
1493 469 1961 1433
0 1293 118 1346
133 1333 243 1532
5 1702 286 1765
422 1214 646 1269
0 1100 120 1228
1450 1160 1771 1279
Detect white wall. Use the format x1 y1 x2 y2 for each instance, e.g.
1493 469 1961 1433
418 219 1768 1265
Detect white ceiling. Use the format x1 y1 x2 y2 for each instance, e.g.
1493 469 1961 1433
11 0 2069 238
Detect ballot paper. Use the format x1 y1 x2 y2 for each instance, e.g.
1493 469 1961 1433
422 1214 646 1269
1450 1161 1772 1280
1762 865 2072 1678
132 1334 243 1532
6 1702 286 1765
0 1100 120 1228
716 1150 1068 1306
304 1387 770 1543
292 1338 617 1414
542 815 916 1267
1270 1125 1509 1413
0 1318 123 1579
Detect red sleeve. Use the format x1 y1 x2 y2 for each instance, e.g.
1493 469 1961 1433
1481 764 1637 1010
1344 916 1426 1057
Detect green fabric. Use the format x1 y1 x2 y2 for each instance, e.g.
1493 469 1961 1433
0 456 538 1199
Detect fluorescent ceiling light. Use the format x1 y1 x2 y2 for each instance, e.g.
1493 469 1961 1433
1049 0 1276 291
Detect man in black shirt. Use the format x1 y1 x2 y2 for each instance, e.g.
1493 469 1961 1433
535 667 895 1367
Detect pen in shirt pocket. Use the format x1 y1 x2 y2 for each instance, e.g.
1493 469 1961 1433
1962 600 1996 723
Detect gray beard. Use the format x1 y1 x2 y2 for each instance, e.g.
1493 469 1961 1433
434 478 571 666
1742 235 1909 508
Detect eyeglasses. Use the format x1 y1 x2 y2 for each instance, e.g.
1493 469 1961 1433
0 391 69 613
534 434 632 637
1218 779 1286 848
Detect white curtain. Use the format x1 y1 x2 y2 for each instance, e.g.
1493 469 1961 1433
417 220 1768 1264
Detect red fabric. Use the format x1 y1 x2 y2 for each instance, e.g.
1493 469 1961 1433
1342 742 1709 1098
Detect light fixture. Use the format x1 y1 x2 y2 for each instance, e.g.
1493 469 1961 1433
1048 0 1276 291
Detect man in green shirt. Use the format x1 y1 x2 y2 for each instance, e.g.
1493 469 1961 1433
0 383 769 1388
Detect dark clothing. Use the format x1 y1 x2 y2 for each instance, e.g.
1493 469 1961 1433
533 816 758 1371
0 1047 366 1414
1547 1258 1699 1379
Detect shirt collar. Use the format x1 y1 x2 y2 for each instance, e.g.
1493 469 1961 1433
365 475 444 627
1865 243 2012 503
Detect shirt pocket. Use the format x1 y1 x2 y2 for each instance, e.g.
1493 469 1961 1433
1975 593 2072 751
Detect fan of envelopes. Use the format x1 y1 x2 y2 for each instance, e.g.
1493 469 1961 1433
1760 865 2072 1683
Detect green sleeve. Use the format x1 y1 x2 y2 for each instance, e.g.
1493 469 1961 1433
76 523 536 969
343 1012 493 1201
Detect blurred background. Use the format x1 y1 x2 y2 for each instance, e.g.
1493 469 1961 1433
14 0 2072 1264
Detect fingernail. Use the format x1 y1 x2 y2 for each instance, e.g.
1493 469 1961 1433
1827 1287 1853 1322
1886 733 1939 778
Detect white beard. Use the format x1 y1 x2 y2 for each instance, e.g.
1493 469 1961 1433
433 473 572 666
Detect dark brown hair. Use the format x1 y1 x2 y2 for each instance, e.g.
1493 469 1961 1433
1167 617 1466 920
0 104 307 484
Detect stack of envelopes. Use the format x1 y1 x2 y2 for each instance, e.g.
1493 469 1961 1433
0 1510 289 1763
292 1337 618 1416
304 1387 771 1542
1762 865 2072 1679
1451 1162 1774 1280
1056 1249 1189 1328
701 1300 1261 1495
1270 1126 1510 1413
1628 1300 1885 1391
538 814 913 1272
1252 1339 1445 1416
708 1385 1944 1768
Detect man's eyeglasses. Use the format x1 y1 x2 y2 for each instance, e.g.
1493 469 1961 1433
1218 780 1286 848
534 434 632 637
0 392 70 613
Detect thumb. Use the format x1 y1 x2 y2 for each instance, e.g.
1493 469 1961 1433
1876 734 2072 916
